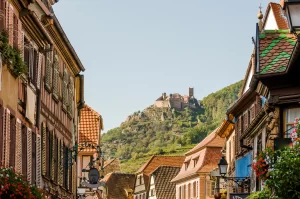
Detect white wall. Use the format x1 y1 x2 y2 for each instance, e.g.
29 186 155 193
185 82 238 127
264 9 279 30
176 178 199 199
148 176 157 199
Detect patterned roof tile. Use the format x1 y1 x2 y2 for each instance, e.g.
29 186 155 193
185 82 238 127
259 32 297 75
79 104 103 151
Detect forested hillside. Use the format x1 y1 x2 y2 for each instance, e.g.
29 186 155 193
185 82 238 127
101 80 243 173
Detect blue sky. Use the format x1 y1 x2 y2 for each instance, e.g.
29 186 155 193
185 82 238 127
54 0 268 131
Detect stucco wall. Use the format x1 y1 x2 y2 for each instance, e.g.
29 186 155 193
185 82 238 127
0 65 19 112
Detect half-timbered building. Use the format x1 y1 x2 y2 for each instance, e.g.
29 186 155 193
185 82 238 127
0 0 85 198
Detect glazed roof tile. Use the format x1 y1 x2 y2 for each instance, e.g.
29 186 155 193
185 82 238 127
259 32 297 75
150 166 181 199
79 104 103 151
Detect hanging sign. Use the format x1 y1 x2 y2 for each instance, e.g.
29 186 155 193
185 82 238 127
230 193 250 199
89 168 100 184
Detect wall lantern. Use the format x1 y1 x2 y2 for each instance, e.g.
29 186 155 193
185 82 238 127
282 0 300 31
218 156 228 177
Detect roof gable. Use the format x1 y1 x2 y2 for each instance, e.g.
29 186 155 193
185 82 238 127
263 3 289 30
136 156 185 175
79 104 103 149
185 128 225 155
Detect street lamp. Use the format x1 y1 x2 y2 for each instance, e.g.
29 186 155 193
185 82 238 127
217 156 251 193
282 0 300 31
218 156 228 177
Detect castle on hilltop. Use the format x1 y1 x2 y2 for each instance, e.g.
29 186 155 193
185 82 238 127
154 88 199 110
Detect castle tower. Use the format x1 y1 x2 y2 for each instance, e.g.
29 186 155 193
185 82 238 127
189 88 194 97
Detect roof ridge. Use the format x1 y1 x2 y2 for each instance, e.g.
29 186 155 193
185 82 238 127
84 104 101 117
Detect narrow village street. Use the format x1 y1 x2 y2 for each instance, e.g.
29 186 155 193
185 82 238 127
0 0 300 199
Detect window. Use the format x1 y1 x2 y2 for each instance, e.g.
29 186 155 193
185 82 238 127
193 182 196 198
179 186 182 199
285 108 300 137
68 77 74 116
18 79 27 115
188 183 191 199
196 181 199 197
193 157 199 167
184 160 190 170
208 180 216 196
52 53 59 99
13 14 18 48
139 175 142 185
183 184 186 199
62 67 69 109
150 189 155 196
0 0 5 30
45 51 53 91
54 136 58 183
46 127 50 178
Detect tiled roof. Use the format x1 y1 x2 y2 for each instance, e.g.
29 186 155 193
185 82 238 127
136 156 185 175
150 166 181 199
79 104 103 146
171 148 222 182
185 128 225 155
259 32 296 75
101 172 135 199
171 129 224 182
265 3 289 30
104 158 118 168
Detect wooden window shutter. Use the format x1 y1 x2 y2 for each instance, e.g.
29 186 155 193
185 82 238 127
9 115 16 168
27 128 32 183
51 131 55 180
3 108 10 167
45 51 53 91
0 105 3 165
256 95 262 114
22 125 27 176
69 150 72 190
32 131 36 184
0 0 5 30
13 14 18 48
46 127 50 178
62 68 68 108
41 122 46 176
36 53 42 90
68 77 74 116
36 134 42 188
54 135 58 183
7 3 13 45
58 139 63 186
53 54 59 98
14 118 23 173
28 44 34 82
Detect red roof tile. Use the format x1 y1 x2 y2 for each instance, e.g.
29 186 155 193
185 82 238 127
79 104 103 151
185 128 225 155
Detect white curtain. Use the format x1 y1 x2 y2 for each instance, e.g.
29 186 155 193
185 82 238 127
26 86 36 124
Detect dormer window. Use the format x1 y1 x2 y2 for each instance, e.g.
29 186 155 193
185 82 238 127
193 156 199 167
184 159 190 170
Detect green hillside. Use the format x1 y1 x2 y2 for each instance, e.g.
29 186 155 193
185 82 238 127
101 80 243 173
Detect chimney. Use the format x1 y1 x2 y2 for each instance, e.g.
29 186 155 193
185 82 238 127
189 88 194 97
162 93 166 100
